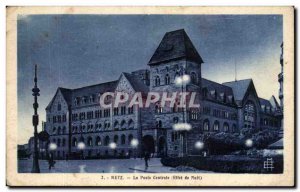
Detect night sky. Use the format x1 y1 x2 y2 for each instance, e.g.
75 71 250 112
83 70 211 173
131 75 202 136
17 14 282 144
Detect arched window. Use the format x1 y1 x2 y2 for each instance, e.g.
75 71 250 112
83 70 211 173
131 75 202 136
72 137 77 147
128 119 134 129
57 138 61 147
121 134 126 145
114 135 119 144
213 121 219 131
128 134 133 145
191 72 197 84
223 122 229 132
165 74 170 85
114 121 119 130
62 126 66 134
87 137 93 146
244 101 256 128
203 119 210 131
62 138 66 146
104 136 110 146
95 136 101 146
156 120 162 128
155 76 160 86
121 120 126 129
104 120 110 130
57 103 61 111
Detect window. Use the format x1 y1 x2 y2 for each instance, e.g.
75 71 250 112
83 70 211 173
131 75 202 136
57 139 61 147
62 114 66 122
128 134 133 145
121 120 126 129
95 136 101 146
156 120 162 128
191 72 197 84
62 126 66 134
104 109 110 117
114 135 119 144
87 137 93 146
203 106 210 115
128 119 134 129
128 106 134 114
203 119 209 131
232 124 237 133
104 120 110 130
171 132 179 142
121 134 126 145
72 138 77 147
202 88 208 98
57 103 61 111
62 138 66 146
173 117 179 124
155 102 163 114
223 123 229 132
190 108 199 120
244 101 256 128
155 76 160 86
113 107 119 116
104 136 110 146
165 74 170 85
114 121 119 130
213 121 219 131
57 127 61 135
121 106 126 115
53 127 56 134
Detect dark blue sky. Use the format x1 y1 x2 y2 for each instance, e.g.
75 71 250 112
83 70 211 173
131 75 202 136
17 14 282 144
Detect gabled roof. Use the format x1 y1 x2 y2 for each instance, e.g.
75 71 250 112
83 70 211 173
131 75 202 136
202 78 234 97
123 73 149 93
148 29 204 65
259 98 273 108
222 79 252 101
269 95 280 109
46 87 72 110
72 80 117 99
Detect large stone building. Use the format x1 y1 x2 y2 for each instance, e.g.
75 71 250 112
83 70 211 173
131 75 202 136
44 29 282 159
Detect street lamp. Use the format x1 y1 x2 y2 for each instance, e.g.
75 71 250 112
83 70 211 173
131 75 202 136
130 138 139 159
174 71 190 157
77 141 85 159
31 65 40 173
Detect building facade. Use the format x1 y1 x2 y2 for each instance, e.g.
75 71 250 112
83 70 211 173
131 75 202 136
43 29 282 159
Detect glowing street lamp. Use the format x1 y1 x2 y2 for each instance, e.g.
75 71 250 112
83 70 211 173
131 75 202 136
109 142 117 150
245 139 253 148
48 143 57 151
77 141 86 150
172 123 192 131
130 139 139 148
195 141 204 150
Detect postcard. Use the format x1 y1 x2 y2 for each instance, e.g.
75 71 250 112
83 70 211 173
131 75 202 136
6 6 294 187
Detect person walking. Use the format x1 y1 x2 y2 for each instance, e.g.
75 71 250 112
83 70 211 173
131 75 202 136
144 151 151 169
48 153 55 170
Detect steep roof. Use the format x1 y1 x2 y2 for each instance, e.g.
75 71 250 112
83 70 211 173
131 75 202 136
148 29 204 65
222 79 252 101
72 80 117 99
123 73 149 93
269 95 280 109
45 87 72 110
259 98 273 108
202 78 234 96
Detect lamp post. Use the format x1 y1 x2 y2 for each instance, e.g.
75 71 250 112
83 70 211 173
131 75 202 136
130 138 139 159
174 70 190 157
31 65 40 173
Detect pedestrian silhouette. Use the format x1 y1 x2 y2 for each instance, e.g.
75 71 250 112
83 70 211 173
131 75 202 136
48 153 56 170
144 151 151 169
